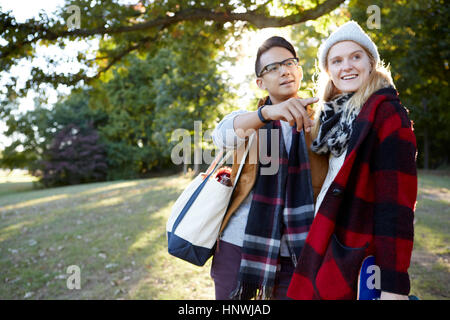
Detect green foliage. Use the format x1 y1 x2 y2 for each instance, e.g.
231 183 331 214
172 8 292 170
1 15 236 181
3 0 448 178
1 106 52 171
0 89 106 173
289 7 349 97
0 0 344 100
1 0 347 181
349 0 450 168
89 21 235 179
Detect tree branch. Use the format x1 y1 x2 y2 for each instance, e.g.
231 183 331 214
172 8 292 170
1 0 345 90
91 35 157 80
9 0 345 42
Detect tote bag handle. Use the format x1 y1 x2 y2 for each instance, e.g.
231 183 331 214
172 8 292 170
171 134 255 234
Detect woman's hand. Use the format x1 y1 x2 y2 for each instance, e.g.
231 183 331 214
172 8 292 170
262 97 318 132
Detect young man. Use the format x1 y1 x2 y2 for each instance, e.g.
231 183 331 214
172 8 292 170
210 36 328 300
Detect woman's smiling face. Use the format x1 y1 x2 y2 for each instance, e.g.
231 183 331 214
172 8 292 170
327 41 373 93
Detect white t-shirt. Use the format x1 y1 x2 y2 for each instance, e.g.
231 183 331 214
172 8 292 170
314 150 347 216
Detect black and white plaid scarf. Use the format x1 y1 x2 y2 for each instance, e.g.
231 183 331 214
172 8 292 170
230 99 315 300
311 93 357 157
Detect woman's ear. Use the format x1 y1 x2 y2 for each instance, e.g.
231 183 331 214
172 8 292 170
370 59 375 73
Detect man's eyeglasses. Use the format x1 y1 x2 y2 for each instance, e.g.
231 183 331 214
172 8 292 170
258 57 299 77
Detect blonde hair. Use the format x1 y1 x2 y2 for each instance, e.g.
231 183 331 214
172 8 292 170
311 44 395 139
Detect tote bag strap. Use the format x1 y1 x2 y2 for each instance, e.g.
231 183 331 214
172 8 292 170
217 133 255 236
172 134 254 234
232 133 255 193
171 148 233 233
203 149 224 178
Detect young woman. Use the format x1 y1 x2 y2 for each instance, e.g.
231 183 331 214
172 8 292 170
287 21 417 300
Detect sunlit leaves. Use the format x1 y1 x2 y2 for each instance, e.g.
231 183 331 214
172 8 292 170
1 0 344 104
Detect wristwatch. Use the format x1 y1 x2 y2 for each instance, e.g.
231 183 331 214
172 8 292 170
257 105 271 124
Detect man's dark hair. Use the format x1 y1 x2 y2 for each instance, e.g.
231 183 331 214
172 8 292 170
255 36 297 76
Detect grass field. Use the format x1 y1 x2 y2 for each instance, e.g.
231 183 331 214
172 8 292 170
0 169 448 300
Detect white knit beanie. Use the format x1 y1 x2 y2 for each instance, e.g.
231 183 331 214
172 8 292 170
318 20 379 71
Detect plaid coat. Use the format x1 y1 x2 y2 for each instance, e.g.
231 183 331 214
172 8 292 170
287 87 417 299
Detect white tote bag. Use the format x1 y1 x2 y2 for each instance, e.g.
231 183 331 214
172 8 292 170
166 135 254 266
